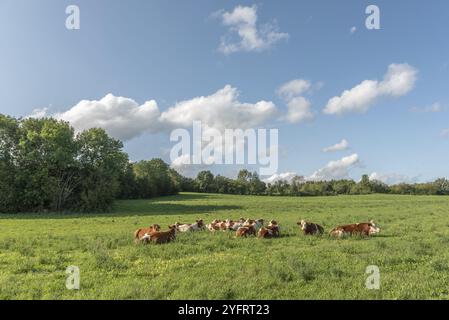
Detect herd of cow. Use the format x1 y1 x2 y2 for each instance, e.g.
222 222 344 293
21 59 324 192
133 218 381 245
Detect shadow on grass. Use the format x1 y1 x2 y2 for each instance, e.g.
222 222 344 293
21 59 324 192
151 193 225 202
0 194 242 220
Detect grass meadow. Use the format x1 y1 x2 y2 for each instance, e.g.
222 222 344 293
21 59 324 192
1 192 449 300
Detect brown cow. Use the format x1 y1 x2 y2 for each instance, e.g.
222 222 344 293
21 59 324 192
236 225 256 237
141 225 177 244
266 220 280 237
134 224 161 243
206 219 222 232
329 220 380 238
297 220 324 235
258 224 280 239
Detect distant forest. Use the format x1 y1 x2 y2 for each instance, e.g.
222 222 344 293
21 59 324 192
1 115 448 213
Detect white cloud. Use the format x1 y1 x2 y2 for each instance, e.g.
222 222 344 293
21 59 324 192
410 102 444 113
350 26 357 34
308 153 360 181
159 85 277 130
30 86 278 141
322 139 349 152
285 97 314 124
28 107 49 119
277 79 311 100
277 79 315 124
53 94 161 141
369 172 419 185
217 5 289 54
263 172 298 184
324 63 417 115
379 63 417 97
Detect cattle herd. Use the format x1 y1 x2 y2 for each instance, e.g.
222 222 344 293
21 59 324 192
134 218 381 245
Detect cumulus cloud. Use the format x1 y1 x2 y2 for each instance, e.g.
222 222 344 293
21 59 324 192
29 86 278 142
216 5 289 54
53 94 161 141
285 97 314 124
160 85 277 130
263 172 299 184
322 139 349 152
369 172 419 185
308 153 360 181
277 79 315 124
277 79 311 100
28 107 49 119
324 63 417 115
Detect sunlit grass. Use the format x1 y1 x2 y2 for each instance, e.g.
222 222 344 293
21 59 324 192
1 193 449 299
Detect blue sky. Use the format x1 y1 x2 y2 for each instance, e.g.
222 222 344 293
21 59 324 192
1 0 448 183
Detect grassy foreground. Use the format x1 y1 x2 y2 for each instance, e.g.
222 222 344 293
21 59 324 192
1 193 449 300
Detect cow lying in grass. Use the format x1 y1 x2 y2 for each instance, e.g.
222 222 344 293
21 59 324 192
207 218 247 232
329 220 380 238
223 218 246 231
236 218 264 237
268 220 280 236
134 224 161 243
236 225 256 237
297 220 324 235
174 219 205 232
206 219 223 231
258 221 280 239
140 225 177 244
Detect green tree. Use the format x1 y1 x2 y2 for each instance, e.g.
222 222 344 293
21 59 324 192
196 170 215 193
76 128 128 211
434 178 449 195
133 159 178 197
0 115 21 212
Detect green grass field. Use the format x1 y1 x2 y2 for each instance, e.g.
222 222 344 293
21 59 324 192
1 192 449 300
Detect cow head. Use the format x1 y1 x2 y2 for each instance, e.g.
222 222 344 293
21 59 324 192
368 220 380 235
225 219 234 228
196 219 205 228
297 220 307 230
152 224 161 231
245 219 255 225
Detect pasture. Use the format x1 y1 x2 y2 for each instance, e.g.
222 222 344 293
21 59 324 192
1 193 449 300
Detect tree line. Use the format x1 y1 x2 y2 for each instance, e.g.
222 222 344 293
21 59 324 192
1 115 448 213
187 171 449 197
